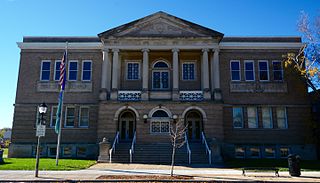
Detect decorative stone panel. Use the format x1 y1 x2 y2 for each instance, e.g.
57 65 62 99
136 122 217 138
230 82 288 93
118 91 142 101
37 81 92 92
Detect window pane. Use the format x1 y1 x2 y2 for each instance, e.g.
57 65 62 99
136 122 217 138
235 146 245 158
82 61 91 81
63 147 72 157
153 72 160 88
154 61 168 68
161 72 169 88
77 147 86 157
245 62 254 81
69 62 77 70
66 108 75 127
277 107 287 129
69 62 78 81
161 122 170 132
280 147 289 158
274 71 283 80
49 147 57 157
151 121 161 132
51 106 57 127
264 147 275 158
183 63 195 80
41 71 50 81
259 61 269 81
259 62 268 70
80 108 89 127
262 107 272 128
231 62 240 70
233 107 243 128
247 107 258 128
83 62 91 70
249 147 260 158
231 71 240 81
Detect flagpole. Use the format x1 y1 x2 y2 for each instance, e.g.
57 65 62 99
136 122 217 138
56 42 68 166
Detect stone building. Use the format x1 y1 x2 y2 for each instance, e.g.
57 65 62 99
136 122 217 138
9 12 317 163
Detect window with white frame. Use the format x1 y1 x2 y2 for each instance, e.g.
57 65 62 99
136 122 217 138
272 61 283 81
247 107 258 128
79 107 89 127
152 61 169 89
262 107 273 128
244 60 255 81
264 147 275 158
276 107 287 129
65 107 75 127
233 107 243 128
235 146 245 158
54 60 61 81
40 60 51 81
248 147 260 158
182 62 195 80
230 60 241 81
127 62 140 80
258 60 269 81
82 60 92 81
50 106 58 127
68 61 78 81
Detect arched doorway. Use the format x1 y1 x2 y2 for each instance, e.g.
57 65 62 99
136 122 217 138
150 109 170 134
185 110 202 141
119 110 136 141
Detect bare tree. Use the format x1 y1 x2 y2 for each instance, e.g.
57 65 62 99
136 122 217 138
170 119 187 176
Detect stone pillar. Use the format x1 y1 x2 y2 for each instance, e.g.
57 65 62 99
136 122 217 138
100 49 110 100
110 49 119 100
98 137 111 162
202 48 211 100
172 48 179 101
213 49 222 101
142 48 149 100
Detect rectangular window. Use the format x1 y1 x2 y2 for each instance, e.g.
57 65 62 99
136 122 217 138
272 61 283 81
63 146 72 157
40 60 51 81
82 60 92 81
262 107 273 128
50 106 58 127
280 147 290 158
54 61 61 81
276 107 287 129
68 61 78 81
247 107 258 128
182 62 195 80
77 147 86 157
79 107 89 127
127 62 140 80
235 146 245 158
151 121 170 133
230 60 241 81
153 71 169 89
233 107 243 128
48 147 57 157
65 107 75 127
258 60 269 81
248 147 260 158
244 60 255 81
264 147 275 158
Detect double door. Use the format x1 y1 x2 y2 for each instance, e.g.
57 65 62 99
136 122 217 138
120 118 134 141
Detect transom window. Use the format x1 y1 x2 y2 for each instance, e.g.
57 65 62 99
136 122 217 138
230 60 241 81
127 62 140 80
258 60 269 81
68 61 78 81
182 62 195 80
40 60 51 81
272 61 283 81
54 60 61 81
152 61 169 90
244 60 255 81
82 60 92 81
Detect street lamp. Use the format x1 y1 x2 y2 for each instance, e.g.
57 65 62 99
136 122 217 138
35 102 47 177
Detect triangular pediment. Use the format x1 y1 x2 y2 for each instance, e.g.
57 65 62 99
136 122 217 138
99 11 224 39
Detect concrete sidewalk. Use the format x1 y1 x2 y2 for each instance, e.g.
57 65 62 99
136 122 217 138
0 163 319 182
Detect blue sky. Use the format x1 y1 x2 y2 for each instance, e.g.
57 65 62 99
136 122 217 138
0 0 319 128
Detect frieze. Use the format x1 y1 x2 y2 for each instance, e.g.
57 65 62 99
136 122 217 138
230 82 288 93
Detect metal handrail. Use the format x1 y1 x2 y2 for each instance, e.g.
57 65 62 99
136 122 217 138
129 131 136 163
109 131 119 163
184 132 191 164
201 131 212 164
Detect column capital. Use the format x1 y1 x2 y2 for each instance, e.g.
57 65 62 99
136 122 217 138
141 48 150 53
213 48 220 53
172 48 179 53
102 48 109 52
112 48 119 53
202 48 210 53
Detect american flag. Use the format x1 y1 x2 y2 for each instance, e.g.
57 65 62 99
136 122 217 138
59 51 67 90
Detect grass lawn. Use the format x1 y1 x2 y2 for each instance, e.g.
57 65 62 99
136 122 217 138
225 159 320 171
0 158 96 170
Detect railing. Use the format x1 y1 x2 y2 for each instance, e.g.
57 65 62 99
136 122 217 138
129 131 137 163
201 131 212 164
109 131 119 163
184 132 191 164
179 91 203 101
118 91 141 101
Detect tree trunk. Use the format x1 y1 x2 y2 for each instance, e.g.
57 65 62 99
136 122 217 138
170 143 176 176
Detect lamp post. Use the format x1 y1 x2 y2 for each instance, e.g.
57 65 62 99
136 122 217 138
35 102 47 177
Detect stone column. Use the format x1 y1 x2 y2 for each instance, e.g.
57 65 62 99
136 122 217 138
213 48 222 101
141 48 149 100
172 48 179 101
202 48 211 100
110 48 119 100
100 49 110 100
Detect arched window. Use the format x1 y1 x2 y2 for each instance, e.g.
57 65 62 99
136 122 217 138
152 61 169 90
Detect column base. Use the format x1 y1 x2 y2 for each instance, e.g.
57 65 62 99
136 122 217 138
141 90 149 101
99 89 108 101
110 89 118 100
214 89 222 101
203 89 211 100
172 89 179 101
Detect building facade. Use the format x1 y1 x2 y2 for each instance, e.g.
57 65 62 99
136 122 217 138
9 12 317 162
